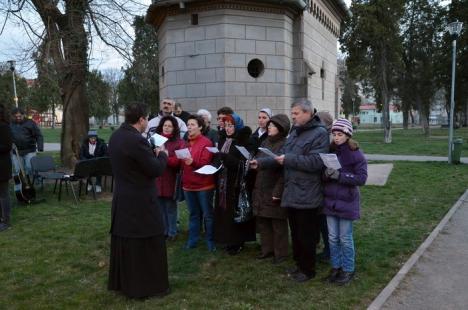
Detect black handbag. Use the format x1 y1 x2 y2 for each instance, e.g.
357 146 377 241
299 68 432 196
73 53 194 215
233 160 253 223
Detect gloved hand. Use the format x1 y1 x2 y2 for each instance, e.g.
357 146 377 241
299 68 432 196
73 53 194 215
325 167 340 180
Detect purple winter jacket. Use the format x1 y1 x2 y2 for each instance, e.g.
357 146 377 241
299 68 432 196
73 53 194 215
323 143 368 220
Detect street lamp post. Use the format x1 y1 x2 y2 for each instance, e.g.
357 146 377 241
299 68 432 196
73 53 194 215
447 21 463 164
7 60 18 108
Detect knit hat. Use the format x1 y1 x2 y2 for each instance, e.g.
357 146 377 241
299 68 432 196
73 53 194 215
88 130 97 137
259 108 273 119
232 113 245 131
332 118 353 137
268 114 291 137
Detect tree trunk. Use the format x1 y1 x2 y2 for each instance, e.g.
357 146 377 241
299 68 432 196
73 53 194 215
32 0 89 168
403 108 409 129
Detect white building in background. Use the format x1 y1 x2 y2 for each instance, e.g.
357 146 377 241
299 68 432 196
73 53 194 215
145 0 349 128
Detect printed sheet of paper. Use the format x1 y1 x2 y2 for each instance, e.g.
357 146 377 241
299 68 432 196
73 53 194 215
175 148 191 159
194 165 223 175
258 147 278 158
149 133 168 147
235 145 250 159
319 153 342 170
205 147 219 153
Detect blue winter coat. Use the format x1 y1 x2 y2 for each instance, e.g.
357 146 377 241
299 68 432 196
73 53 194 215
323 142 368 220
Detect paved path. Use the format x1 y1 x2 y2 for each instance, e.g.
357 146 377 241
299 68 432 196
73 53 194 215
366 154 468 164
368 190 468 310
44 143 60 151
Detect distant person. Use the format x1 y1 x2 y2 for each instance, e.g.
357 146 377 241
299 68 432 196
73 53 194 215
322 118 367 285
0 102 12 232
107 103 169 299
173 102 191 124
79 130 108 193
197 109 218 146
146 98 187 138
250 108 273 151
10 108 44 177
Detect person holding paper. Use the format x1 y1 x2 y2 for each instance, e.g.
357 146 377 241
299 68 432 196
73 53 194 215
154 116 186 241
214 114 255 255
322 118 367 285
107 103 169 299
250 114 290 264
182 115 216 251
273 99 329 283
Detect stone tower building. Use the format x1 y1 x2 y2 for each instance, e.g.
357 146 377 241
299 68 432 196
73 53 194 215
146 0 348 127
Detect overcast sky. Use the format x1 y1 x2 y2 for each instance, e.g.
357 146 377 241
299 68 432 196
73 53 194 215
0 0 352 78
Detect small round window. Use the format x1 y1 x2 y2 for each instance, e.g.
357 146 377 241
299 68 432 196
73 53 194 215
247 59 264 78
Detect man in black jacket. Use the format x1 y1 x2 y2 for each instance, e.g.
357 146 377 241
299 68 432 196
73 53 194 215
79 130 108 193
107 103 169 299
10 108 44 177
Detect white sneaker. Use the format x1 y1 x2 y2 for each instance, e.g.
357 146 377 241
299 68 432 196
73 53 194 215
95 185 102 193
87 184 92 191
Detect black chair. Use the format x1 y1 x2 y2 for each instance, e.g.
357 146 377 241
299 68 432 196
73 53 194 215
30 155 60 191
94 157 113 193
57 159 96 203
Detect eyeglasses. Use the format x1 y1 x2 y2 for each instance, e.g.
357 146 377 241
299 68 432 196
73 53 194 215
225 124 235 128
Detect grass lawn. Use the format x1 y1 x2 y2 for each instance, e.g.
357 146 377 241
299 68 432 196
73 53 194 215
1 162 467 309
354 127 468 156
42 127 115 144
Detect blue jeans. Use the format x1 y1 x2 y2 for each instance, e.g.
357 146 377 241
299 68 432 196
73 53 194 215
326 215 355 272
11 152 35 177
184 189 214 250
158 197 178 237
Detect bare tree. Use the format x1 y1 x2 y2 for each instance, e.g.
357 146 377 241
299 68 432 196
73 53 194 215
1 0 146 167
102 68 123 125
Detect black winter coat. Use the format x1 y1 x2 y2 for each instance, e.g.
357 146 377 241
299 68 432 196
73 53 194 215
214 126 256 245
10 119 44 156
108 123 168 238
0 123 12 182
79 138 108 159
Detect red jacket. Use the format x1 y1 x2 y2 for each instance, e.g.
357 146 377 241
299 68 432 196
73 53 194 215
156 137 185 198
182 134 215 191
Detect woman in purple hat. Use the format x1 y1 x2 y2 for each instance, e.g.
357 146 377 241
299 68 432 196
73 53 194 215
322 118 367 285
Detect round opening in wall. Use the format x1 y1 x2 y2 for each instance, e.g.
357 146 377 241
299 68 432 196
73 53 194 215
247 58 264 78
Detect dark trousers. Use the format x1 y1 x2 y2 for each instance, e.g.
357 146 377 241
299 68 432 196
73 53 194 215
287 207 319 277
0 181 11 224
318 214 330 255
257 216 289 258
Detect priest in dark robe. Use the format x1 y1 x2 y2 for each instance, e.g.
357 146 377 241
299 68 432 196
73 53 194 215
107 102 169 299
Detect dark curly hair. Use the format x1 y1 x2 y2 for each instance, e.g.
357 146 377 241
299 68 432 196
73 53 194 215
155 115 180 140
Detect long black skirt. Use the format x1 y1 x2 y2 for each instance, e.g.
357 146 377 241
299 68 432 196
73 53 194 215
108 234 169 299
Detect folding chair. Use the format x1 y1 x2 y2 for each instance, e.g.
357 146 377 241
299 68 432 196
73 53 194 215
30 155 58 190
57 159 95 203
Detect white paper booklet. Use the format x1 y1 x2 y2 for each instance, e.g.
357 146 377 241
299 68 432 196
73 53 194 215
319 153 342 170
194 165 223 175
148 133 168 147
235 145 250 159
205 147 219 153
175 148 191 159
258 147 278 158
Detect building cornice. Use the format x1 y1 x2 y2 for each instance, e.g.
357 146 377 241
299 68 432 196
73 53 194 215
146 0 301 28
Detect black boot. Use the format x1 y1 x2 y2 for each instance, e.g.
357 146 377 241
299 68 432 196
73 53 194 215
322 268 341 283
334 271 354 285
